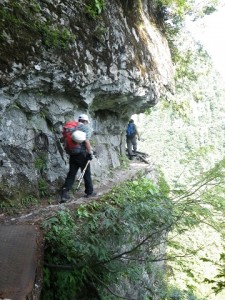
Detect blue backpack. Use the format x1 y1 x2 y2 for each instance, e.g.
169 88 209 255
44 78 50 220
126 123 136 137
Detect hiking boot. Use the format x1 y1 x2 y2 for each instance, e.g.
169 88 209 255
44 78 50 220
60 188 70 203
85 192 98 198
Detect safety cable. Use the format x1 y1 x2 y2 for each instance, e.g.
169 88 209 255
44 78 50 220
34 131 49 151
1 129 67 166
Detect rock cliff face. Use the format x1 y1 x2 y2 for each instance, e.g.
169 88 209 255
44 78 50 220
0 0 174 201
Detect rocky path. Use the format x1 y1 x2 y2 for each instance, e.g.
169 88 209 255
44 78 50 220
0 159 153 300
0 161 153 226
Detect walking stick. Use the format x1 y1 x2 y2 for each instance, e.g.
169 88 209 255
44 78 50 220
76 160 91 191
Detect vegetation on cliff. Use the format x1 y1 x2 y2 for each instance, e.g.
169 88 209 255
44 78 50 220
136 4 225 297
41 177 173 299
41 152 225 299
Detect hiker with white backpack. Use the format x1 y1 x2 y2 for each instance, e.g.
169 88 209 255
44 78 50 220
60 114 97 203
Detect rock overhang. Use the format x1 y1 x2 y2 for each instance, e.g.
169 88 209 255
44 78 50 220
0 0 174 201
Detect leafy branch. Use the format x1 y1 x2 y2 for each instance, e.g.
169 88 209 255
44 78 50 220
41 157 225 298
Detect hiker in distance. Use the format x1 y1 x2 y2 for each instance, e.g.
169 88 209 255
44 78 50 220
126 119 140 160
60 114 97 203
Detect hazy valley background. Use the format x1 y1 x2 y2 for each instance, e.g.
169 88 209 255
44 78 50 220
132 8 225 299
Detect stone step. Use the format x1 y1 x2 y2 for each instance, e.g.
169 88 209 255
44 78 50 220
0 225 40 300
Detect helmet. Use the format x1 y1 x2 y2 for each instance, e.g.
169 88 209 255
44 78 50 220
78 114 89 123
71 130 86 143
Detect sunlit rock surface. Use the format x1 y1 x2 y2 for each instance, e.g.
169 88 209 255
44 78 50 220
0 0 174 200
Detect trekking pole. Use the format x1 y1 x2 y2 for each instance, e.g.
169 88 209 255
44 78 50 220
76 160 91 191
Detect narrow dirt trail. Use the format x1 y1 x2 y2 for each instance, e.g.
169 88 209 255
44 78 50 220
0 159 153 299
0 161 152 226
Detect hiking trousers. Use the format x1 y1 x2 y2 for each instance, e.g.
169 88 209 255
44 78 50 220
63 153 93 195
127 136 137 156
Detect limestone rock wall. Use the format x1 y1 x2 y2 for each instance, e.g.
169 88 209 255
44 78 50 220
0 0 174 201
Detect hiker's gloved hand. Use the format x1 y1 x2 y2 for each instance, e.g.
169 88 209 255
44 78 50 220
87 152 94 160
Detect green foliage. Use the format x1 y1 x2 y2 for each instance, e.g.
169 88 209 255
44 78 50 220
0 195 39 213
154 0 219 93
203 6 216 15
36 23 75 49
165 158 225 299
0 200 17 213
170 158 225 231
41 154 225 298
21 195 38 207
118 154 129 168
34 155 47 172
151 1 216 118
160 29 212 117
38 178 49 197
165 286 199 299
174 44 211 90
0 0 75 49
156 0 189 19
41 177 174 299
155 0 188 55
202 250 225 295
175 50 198 83
34 152 49 198
85 0 105 18
138 57 225 297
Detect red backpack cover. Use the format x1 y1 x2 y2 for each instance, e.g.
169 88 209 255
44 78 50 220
62 120 81 154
